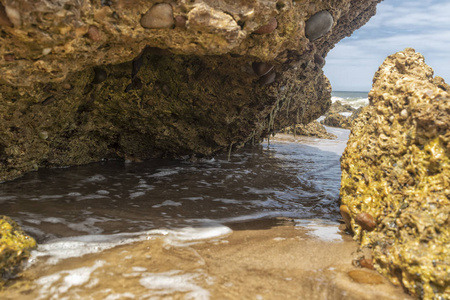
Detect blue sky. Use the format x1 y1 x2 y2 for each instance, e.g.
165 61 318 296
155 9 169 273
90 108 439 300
323 0 450 92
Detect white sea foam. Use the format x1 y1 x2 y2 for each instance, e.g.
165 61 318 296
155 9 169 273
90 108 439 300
139 270 210 300
36 260 105 300
82 174 107 182
31 225 232 264
152 200 183 208
339 112 353 117
294 219 342 242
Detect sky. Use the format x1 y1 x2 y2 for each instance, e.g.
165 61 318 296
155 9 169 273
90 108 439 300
323 0 450 92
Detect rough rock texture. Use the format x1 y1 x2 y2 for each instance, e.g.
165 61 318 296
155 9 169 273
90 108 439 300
0 216 37 288
0 0 381 181
282 120 336 139
340 48 450 299
321 100 359 129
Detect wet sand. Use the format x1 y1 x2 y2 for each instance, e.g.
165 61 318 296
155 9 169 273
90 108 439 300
1 218 411 300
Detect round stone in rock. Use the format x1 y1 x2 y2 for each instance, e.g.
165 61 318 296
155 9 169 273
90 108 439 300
355 212 376 231
347 270 384 284
259 71 276 86
314 53 325 66
140 3 174 29
305 10 333 41
253 17 277 34
252 62 274 77
174 15 187 28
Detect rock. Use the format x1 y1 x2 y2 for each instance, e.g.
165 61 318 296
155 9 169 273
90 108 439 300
259 70 276 85
174 15 187 28
359 258 375 270
321 113 351 129
3 54 15 61
314 53 325 66
321 100 360 129
283 120 336 139
140 3 174 29
4 5 20 27
0 0 383 181
347 270 384 285
252 62 274 77
87 25 101 42
253 17 278 34
340 48 450 299
0 216 37 288
0 3 13 27
305 11 333 41
355 213 376 231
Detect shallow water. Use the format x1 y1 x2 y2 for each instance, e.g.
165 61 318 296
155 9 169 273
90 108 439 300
0 127 411 299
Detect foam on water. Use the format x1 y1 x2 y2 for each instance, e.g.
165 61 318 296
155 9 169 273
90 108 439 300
331 91 369 109
139 270 210 300
295 219 343 242
36 260 105 300
31 224 232 264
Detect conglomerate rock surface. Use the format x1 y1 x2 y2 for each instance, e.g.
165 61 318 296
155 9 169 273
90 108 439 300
0 0 381 182
0 216 37 288
340 48 450 299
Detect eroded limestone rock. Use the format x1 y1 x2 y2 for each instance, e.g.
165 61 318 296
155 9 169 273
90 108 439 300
0 0 381 181
340 48 450 299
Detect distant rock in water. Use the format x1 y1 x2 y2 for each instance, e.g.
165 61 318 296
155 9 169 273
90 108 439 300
340 48 450 300
282 120 336 139
321 100 360 129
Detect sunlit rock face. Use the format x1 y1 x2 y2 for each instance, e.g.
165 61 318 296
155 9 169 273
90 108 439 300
340 48 450 300
0 0 381 181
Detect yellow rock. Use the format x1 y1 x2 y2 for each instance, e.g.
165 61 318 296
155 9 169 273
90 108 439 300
0 216 36 289
340 48 450 300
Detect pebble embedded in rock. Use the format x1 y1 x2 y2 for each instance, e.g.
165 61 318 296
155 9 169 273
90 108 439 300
259 71 276 86
140 3 174 29
252 62 274 77
4 5 21 27
254 17 278 34
347 270 384 284
355 212 376 231
38 131 49 140
87 25 101 41
92 68 107 84
339 204 352 231
3 54 15 61
0 3 13 27
305 11 333 41
314 53 325 66
360 258 375 270
174 15 187 28
400 109 408 118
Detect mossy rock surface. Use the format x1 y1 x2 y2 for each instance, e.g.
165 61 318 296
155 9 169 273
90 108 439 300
0 0 381 181
0 216 37 288
340 48 450 300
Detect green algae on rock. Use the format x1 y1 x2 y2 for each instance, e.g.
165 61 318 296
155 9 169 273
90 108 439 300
0 216 36 288
340 48 450 300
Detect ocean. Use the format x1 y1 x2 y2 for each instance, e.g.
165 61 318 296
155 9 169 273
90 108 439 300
331 91 369 109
